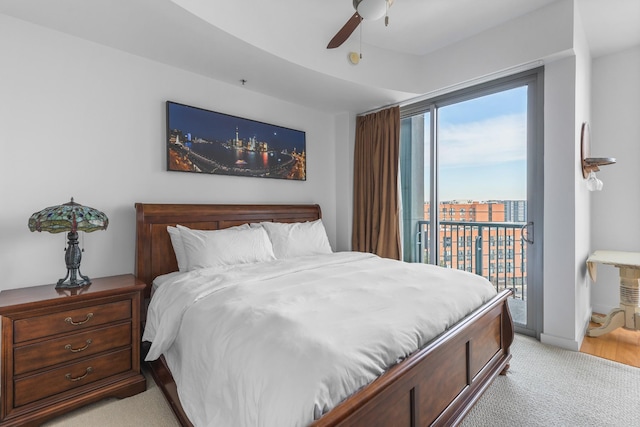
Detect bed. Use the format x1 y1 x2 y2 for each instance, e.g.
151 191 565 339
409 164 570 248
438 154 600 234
135 203 514 427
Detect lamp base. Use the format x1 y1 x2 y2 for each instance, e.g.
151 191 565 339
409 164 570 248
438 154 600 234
56 231 92 289
56 273 91 289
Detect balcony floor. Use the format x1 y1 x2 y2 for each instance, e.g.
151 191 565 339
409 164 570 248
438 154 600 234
507 297 526 325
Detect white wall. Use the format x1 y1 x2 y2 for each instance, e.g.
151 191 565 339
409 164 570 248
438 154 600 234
572 6 593 347
590 45 640 313
414 0 574 96
0 14 337 291
540 55 581 349
334 112 356 251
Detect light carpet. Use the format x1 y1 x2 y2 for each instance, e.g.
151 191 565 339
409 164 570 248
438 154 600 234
43 334 640 426
43 369 179 427
461 334 640 426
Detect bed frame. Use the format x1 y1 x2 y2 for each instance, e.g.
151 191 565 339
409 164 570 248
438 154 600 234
135 202 514 427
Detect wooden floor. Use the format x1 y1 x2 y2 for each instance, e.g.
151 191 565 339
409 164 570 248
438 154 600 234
580 321 640 368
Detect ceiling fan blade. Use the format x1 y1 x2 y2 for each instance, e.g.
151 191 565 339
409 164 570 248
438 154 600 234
327 12 362 49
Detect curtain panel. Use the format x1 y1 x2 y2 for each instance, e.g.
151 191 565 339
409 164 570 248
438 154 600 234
352 106 401 260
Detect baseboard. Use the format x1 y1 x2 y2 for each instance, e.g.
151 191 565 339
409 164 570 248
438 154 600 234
540 332 580 351
578 308 593 348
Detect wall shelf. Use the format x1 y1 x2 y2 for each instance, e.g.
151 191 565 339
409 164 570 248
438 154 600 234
581 122 616 178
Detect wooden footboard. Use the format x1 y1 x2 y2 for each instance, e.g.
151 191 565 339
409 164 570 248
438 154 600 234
311 289 514 427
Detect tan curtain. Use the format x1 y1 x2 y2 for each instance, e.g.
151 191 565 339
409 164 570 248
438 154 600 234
352 106 401 260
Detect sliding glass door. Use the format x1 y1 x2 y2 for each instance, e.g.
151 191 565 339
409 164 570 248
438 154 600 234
400 69 543 337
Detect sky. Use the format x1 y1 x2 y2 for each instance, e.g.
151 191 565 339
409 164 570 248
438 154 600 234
167 101 306 152
423 86 528 201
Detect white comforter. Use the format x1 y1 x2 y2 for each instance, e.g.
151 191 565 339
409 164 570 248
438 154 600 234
143 252 496 427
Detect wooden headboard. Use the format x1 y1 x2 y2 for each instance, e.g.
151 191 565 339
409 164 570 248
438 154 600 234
134 203 322 298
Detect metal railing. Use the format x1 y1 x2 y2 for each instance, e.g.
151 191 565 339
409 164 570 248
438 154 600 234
416 220 527 300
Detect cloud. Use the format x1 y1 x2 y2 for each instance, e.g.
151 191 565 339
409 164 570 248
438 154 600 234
439 114 526 168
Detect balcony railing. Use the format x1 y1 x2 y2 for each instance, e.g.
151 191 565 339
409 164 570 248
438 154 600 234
416 220 527 300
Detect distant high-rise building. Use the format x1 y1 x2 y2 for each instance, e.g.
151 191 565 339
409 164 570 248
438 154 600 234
424 200 505 222
503 200 527 222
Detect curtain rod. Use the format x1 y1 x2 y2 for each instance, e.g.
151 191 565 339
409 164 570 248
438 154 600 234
357 60 544 117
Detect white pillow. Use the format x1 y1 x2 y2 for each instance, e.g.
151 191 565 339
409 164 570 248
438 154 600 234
167 226 188 272
261 219 332 259
168 223 251 271
177 224 275 270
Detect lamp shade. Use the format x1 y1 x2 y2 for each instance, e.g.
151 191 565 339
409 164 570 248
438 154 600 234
28 198 108 234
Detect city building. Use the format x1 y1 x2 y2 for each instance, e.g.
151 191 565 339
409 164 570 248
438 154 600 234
421 201 526 299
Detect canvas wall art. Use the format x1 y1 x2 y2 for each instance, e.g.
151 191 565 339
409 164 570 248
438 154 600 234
166 101 306 180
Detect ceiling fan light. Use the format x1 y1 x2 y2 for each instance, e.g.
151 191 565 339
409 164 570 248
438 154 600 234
354 0 387 21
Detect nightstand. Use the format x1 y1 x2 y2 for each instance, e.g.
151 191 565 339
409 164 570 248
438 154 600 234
0 274 147 427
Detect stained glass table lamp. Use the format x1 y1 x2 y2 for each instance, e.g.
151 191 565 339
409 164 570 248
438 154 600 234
28 198 109 289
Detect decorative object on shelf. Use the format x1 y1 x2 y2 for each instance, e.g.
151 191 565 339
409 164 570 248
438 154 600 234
586 171 603 191
28 197 108 289
580 122 616 191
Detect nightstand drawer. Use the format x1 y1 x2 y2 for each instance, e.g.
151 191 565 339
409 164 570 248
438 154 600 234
14 322 132 375
14 348 132 407
13 299 131 343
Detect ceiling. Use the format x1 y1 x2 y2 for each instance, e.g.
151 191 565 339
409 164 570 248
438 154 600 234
1 0 638 114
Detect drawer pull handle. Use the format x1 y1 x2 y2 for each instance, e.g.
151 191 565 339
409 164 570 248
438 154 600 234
65 339 92 353
65 313 93 326
65 366 93 382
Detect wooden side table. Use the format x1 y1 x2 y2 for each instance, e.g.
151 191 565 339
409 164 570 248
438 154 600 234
586 251 640 337
0 274 147 427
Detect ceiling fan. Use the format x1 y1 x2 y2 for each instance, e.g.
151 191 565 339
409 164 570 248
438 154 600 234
327 0 395 49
